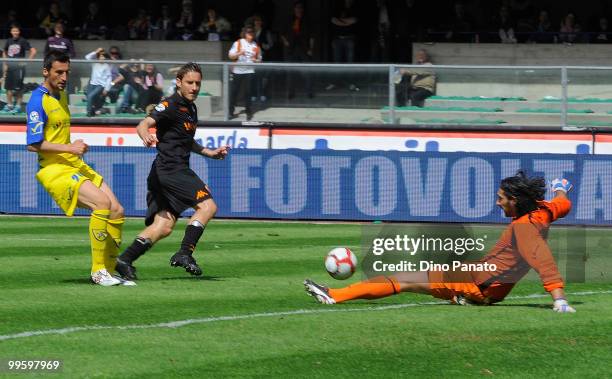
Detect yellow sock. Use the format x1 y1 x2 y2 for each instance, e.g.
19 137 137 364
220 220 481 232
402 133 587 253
105 218 124 274
90 210 110 274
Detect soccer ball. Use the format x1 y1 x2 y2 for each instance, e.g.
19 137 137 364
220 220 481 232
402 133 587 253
325 247 357 280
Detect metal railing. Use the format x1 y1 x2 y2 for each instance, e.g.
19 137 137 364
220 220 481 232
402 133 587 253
1 58 612 130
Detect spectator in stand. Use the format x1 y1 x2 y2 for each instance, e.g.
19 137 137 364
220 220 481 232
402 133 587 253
389 0 423 63
2 24 37 114
117 61 145 114
138 64 164 112
592 17 610 44
444 2 474 43
529 10 554 43
248 14 273 102
509 0 536 41
44 22 75 58
394 49 435 108
228 26 262 121
128 8 151 40
198 7 232 41
2 10 20 39
107 46 124 104
85 48 113 117
326 0 359 92
559 13 581 44
176 0 196 40
151 4 175 40
252 0 275 28
281 1 314 99
79 2 107 40
369 0 391 63
496 4 517 43
39 2 69 38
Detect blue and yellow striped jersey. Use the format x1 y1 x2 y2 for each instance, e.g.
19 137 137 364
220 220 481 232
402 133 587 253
26 85 80 168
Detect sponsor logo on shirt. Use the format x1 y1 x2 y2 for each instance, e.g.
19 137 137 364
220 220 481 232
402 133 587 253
155 101 169 112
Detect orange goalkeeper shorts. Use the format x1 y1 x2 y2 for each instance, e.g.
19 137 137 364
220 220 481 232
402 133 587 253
428 270 491 304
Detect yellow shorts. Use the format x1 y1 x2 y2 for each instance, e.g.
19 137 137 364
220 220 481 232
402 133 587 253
36 163 103 216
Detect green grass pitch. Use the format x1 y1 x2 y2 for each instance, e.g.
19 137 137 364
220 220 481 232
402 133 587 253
0 216 611 378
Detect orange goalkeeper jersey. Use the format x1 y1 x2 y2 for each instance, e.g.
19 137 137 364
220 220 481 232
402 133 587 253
472 196 572 302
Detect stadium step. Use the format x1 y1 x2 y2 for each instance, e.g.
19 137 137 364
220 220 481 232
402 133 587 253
426 99 611 113
381 108 612 126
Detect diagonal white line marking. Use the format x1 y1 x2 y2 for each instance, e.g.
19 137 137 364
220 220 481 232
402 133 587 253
1 290 611 341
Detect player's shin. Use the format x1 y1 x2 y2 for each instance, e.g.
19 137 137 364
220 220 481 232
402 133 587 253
178 220 205 255
119 236 153 264
328 276 401 303
104 217 124 273
90 210 111 274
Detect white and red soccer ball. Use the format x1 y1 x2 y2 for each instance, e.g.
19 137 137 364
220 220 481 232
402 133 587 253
325 247 357 280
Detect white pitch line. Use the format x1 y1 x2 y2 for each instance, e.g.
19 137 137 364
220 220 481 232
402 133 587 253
1 290 611 342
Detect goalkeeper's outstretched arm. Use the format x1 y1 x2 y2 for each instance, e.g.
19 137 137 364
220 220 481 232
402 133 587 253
549 178 576 313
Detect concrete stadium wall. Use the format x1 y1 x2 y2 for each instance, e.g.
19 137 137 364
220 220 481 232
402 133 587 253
29 39 231 62
413 43 612 99
413 43 612 66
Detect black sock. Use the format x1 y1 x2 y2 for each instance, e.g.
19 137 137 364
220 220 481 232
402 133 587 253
119 237 152 264
179 224 205 255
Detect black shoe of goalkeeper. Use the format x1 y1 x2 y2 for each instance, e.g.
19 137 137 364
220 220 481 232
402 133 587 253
170 252 202 276
116 259 138 281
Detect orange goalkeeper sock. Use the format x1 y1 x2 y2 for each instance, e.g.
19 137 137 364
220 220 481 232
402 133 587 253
328 276 401 303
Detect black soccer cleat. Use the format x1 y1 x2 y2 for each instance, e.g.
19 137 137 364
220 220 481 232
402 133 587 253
116 259 138 281
170 252 203 276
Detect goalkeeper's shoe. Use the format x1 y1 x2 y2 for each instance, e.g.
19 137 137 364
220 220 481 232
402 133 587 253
451 295 475 306
553 298 576 313
116 259 138 281
551 178 573 193
170 252 202 276
304 279 336 304
91 269 122 286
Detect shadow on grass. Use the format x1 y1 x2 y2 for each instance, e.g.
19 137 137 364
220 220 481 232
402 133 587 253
495 301 584 309
158 275 225 281
61 278 93 284
61 275 226 284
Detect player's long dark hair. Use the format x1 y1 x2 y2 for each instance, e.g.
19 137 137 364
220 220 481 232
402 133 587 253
500 170 546 217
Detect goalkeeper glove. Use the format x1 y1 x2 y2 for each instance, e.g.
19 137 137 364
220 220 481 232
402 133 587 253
553 298 576 313
551 178 573 193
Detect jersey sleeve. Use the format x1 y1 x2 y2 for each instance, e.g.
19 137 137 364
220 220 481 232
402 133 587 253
148 98 171 125
26 94 47 145
544 196 572 221
512 222 564 292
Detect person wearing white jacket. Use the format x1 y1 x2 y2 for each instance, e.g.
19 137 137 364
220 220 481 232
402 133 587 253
228 26 261 121
85 48 114 117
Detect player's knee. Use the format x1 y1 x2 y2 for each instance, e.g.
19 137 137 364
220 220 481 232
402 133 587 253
208 200 218 217
110 202 124 218
158 224 174 238
93 194 112 210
